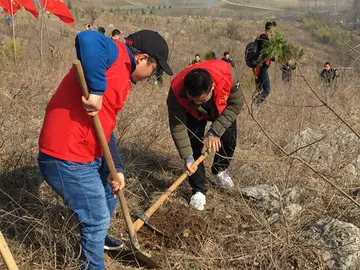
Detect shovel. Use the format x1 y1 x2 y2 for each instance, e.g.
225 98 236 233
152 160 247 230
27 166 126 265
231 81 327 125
0 232 18 270
132 151 208 233
73 60 157 268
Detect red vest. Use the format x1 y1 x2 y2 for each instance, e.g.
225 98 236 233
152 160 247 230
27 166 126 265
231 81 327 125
39 42 132 162
171 60 232 120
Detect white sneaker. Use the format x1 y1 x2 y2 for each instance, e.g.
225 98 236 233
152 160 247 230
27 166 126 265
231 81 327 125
211 170 234 188
189 192 206 211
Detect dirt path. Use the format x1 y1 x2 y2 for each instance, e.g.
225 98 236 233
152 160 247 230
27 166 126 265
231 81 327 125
221 0 304 14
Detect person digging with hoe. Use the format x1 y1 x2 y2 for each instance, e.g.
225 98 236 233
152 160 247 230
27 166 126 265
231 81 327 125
37 29 172 269
167 60 243 211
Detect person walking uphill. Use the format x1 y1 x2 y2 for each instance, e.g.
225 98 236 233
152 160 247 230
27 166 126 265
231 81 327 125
222 51 235 68
253 21 276 103
281 59 296 88
320 61 340 88
167 60 243 211
37 30 172 270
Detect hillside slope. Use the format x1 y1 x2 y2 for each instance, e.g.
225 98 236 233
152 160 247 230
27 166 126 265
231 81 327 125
0 6 360 270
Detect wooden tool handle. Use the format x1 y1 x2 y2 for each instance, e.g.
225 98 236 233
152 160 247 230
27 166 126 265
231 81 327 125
0 232 18 270
133 151 209 232
72 60 139 246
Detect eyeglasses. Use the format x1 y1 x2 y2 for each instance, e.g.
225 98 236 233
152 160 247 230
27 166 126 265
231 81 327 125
187 88 213 104
151 62 161 77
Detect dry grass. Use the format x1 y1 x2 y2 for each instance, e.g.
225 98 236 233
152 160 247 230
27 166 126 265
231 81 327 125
1 6 360 270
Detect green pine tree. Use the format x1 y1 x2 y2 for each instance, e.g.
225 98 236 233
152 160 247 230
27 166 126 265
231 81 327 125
258 28 304 65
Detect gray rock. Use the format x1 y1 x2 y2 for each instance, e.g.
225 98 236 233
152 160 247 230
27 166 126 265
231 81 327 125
283 204 302 220
284 126 360 174
241 184 280 201
286 186 304 203
306 217 360 270
283 127 323 157
267 203 302 224
241 184 304 223
268 212 281 224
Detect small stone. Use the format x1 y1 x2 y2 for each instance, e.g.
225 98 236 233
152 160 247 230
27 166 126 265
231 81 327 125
183 229 190 237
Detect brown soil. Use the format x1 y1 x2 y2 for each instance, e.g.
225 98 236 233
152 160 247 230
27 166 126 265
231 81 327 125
139 202 209 252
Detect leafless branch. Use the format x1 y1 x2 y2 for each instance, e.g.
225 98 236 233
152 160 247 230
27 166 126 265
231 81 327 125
338 24 360 36
287 137 325 156
324 25 360 55
240 82 360 209
298 67 360 140
333 47 358 61
267 101 325 108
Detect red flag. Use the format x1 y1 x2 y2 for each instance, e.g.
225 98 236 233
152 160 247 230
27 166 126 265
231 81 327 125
41 0 74 25
0 0 21 16
16 0 39 18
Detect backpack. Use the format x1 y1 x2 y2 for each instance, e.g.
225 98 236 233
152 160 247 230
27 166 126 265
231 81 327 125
245 40 258 68
245 32 266 68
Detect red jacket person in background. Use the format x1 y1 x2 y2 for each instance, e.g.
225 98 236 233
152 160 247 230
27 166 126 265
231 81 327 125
167 60 243 211
38 30 172 269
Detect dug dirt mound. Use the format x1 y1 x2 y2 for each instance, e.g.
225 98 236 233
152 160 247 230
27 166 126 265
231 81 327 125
139 202 209 252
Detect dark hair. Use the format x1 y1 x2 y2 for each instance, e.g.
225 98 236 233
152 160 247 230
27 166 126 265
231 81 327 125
265 21 276 31
97 27 106 34
127 45 157 65
112 29 121 36
223 51 230 56
184 68 213 98
195 54 200 57
324 62 330 66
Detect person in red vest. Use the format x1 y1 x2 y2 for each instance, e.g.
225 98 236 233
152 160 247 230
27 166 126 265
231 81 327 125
111 29 121 41
38 30 172 269
167 60 243 211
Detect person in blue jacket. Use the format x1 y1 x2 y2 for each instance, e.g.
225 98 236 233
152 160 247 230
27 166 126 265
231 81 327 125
38 30 173 269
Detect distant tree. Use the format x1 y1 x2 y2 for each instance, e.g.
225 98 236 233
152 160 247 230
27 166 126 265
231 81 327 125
84 6 101 25
204 51 216 60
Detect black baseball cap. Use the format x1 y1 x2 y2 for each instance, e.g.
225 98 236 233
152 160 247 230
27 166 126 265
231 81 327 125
125 30 173 75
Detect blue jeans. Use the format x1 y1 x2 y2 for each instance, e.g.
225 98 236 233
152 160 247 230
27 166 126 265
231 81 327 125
37 152 117 270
